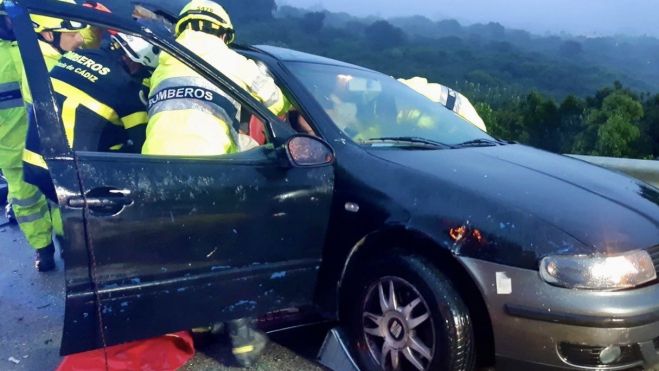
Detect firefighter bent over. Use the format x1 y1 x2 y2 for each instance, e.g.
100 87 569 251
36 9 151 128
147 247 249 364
142 0 289 156
23 31 157 202
142 0 290 366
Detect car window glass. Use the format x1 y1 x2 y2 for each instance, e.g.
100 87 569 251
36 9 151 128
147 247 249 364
286 62 493 146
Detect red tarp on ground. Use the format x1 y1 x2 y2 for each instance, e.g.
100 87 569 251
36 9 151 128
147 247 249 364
56 331 194 371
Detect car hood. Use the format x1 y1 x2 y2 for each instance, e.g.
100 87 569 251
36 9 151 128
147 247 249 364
369 144 659 255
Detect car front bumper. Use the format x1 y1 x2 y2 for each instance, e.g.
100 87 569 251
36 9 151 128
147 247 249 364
459 257 659 370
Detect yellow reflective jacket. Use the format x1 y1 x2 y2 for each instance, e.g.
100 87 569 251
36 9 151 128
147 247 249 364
0 39 26 168
398 77 487 132
142 30 289 156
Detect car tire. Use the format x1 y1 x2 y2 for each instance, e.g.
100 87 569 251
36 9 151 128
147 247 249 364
344 252 474 371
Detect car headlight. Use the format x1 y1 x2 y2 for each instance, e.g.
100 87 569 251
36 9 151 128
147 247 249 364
540 250 656 290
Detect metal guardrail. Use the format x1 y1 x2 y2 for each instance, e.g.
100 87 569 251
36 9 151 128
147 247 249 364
567 154 659 189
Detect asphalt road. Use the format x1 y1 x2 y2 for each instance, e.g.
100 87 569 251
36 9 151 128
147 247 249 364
0 213 325 370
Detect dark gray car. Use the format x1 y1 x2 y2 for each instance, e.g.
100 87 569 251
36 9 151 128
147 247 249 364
10 1 659 370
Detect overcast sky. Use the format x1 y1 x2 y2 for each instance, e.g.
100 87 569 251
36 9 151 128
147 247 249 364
278 0 659 37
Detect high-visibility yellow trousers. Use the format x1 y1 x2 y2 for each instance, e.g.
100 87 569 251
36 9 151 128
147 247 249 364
2 165 52 249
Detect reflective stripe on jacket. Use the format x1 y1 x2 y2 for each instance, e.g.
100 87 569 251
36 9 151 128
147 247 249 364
22 48 148 201
398 77 487 132
169 30 288 116
0 39 26 168
143 29 289 156
49 49 148 151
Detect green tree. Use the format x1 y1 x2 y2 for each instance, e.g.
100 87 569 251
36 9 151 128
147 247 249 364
364 20 406 49
482 102 528 143
223 0 276 24
641 94 659 158
597 114 641 157
558 95 586 152
578 91 644 157
300 12 326 33
435 19 462 35
558 40 583 58
520 92 561 152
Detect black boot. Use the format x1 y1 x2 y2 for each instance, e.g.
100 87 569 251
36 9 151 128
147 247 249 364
190 322 225 348
35 244 55 272
228 317 268 368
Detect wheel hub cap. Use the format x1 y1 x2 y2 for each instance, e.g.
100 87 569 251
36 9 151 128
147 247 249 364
388 318 405 341
361 277 435 371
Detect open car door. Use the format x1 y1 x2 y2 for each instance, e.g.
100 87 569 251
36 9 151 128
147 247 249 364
11 1 334 355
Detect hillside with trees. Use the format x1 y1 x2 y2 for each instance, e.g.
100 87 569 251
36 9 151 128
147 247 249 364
226 0 659 159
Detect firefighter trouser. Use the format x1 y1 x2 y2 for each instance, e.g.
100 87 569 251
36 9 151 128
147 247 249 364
2 165 53 249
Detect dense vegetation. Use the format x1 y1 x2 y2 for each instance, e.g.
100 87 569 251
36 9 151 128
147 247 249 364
223 0 659 159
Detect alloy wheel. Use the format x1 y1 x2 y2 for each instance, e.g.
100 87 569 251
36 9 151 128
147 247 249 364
361 276 436 371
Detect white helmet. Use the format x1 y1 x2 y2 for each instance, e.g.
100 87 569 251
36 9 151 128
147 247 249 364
110 32 160 68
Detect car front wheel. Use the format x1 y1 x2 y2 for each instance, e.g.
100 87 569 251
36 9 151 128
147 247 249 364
345 253 474 371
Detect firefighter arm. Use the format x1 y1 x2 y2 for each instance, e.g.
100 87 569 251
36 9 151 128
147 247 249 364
241 58 290 116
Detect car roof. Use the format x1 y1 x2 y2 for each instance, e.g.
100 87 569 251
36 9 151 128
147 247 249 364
15 0 183 16
15 0 151 34
250 45 370 71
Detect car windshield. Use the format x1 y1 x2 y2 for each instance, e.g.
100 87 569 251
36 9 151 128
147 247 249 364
286 62 493 146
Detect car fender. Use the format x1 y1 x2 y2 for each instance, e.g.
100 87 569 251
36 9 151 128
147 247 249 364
337 222 459 297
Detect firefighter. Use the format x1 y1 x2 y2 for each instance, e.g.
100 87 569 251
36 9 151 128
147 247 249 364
23 30 159 201
22 1 87 100
142 0 283 366
398 76 487 131
0 0 85 272
141 0 290 156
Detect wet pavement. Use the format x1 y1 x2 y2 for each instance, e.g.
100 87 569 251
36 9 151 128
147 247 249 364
0 214 324 370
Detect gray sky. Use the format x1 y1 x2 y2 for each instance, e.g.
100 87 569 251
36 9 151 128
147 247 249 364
278 0 659 37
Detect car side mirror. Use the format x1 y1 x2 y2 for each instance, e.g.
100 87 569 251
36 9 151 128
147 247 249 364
285 135 335 167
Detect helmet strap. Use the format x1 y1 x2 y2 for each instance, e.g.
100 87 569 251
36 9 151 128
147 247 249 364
179 19 232 44
37 31 65 54
51 32 66 54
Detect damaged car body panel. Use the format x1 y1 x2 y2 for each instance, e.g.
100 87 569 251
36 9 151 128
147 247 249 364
368 144 659 267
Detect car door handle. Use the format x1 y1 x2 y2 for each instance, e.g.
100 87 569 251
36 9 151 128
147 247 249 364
68 188 133 215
